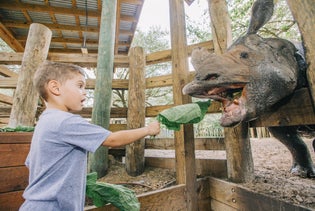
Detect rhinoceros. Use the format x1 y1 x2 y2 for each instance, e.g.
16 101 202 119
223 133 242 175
182 0 314 178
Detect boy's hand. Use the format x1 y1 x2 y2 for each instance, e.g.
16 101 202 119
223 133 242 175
146 121 160 136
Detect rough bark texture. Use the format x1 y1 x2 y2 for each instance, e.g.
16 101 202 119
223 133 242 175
125 47 146 176
207 0 232 54
8 23 51 127
89 0 116 178
169 0 197 210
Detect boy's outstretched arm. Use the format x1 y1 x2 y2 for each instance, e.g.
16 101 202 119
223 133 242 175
102 121 160 147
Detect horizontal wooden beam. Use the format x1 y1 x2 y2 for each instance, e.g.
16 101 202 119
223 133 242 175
0 65 18 77
0 41 214 66
146 40 214 65
145 138 225 150
250 88 315 127
0 22 24 52
0 93 13 105
2 20 98 33
121 0 143 5
0 52 129 67
2 21 134 36
209 177 310 210
0 1 101 17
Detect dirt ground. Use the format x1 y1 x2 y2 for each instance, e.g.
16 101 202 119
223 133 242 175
98 137 315 210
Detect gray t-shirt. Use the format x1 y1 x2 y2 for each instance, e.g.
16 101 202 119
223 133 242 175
20 109 111 211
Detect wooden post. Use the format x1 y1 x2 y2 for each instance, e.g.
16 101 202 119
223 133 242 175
224 122 254 182
8 23 51 127
169 0 197 210
208 0 232 54
125 46 146 176
89 0 116 178
286 0 315 111
207 0 254 182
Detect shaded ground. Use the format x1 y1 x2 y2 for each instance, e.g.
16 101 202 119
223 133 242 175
98 137 315 209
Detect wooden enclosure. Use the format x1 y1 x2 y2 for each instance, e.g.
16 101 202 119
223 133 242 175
0 133 311 211
1 0 315 210
0 132 32 211
1 42 314 211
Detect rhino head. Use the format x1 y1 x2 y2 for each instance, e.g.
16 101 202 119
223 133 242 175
183 0 305 127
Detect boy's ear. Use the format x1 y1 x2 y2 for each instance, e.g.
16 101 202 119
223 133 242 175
47 80 61 96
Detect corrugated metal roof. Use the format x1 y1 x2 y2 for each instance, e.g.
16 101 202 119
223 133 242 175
0 0 144 55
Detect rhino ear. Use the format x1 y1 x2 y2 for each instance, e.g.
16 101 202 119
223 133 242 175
247 0 274 34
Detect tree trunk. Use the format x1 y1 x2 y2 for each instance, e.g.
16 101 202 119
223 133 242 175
8 23 51 127
89 0 116 178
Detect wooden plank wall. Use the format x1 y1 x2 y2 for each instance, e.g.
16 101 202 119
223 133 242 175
0 132 32 210
85 177 310 211
144 137 227 178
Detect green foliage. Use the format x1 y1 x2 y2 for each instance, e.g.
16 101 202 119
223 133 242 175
0 125 35 132
186 13 212 44
228 0 300 40
112 26 174 108
132 26 170 54
157 100 211 131
86 172 140 211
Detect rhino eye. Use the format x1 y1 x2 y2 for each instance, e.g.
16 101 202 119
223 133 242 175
240 52 249 59
204 73 219 81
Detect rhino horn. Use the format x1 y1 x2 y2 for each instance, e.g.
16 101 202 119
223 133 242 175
247 0 274 34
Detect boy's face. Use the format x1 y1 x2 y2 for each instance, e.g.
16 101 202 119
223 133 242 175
59 72 86 112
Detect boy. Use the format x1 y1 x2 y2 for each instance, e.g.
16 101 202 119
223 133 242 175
19 61 160 211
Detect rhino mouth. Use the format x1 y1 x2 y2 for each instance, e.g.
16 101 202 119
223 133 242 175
183 83 247 126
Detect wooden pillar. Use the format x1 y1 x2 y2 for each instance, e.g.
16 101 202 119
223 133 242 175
8 23 51 127
125 47 146 176
89 0 116 178
224 122 254 182
207 0 254 182
286 0 315 111
169 0 197 210
208 0 232 54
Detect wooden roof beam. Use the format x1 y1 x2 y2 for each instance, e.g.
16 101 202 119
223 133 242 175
0 1 101 17
0 93 13 105
0 22 24 52
0 2 141 20
120 15 137 22
121 0 143 5
3 21 134 35
0 65 18 78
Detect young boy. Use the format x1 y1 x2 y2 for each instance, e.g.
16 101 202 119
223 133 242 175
19 61 160 211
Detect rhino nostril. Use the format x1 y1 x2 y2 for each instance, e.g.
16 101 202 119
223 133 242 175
204 73 219 81
240 52 249 59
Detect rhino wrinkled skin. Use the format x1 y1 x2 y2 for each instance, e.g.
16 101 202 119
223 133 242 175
183 0 314 178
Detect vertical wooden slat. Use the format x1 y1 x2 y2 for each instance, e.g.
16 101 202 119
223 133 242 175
169 0 197 210
208 0 232 54
125 46 146 176
224 122 254 182
286 0 315 111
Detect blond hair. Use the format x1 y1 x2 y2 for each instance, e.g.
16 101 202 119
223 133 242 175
34 60 86 101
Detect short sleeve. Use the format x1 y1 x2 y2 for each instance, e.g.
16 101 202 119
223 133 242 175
58 115 111 152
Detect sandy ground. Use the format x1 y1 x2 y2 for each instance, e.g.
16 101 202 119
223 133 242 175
98 137 315 209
